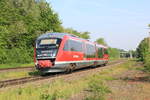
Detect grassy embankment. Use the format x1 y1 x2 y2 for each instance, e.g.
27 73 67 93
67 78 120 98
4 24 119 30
0 60 136 100
0 63 35 81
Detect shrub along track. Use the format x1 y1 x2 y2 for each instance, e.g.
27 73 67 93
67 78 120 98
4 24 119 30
0 60 126 88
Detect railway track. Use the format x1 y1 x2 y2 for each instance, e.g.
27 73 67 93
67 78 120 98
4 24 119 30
0 66 34 72
0 76 57 88
0 59 126 88
0 59 120 72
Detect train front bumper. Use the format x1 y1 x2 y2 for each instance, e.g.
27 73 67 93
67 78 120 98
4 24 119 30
35 63 69 73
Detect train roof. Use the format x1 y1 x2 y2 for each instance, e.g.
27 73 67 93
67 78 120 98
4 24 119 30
37 33 78 40
36 33 108 49
96 44 108 49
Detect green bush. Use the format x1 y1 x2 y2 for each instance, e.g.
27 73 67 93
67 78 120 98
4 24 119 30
40 90 59 100
144 52 150 72
108 48 120 59
0 48 8 64
0 48 33 64
136 37 150 72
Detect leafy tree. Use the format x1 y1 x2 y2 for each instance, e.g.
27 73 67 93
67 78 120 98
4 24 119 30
0 0 92 64
38 1 62 32
137 36 150 72
108 48 120 59
95 37 120 59
136 38 149 61
64 28 90 39
0 0 63 64
80 32 90 39
95 38 107 46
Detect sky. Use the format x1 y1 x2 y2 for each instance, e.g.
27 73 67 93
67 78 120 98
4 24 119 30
46 0 150 50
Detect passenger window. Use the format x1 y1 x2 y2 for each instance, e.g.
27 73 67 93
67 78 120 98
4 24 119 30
63 40 69 51
64 39 83 52
85 44 96 58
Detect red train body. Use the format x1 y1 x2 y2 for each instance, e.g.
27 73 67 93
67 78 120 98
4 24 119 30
34 33 109 73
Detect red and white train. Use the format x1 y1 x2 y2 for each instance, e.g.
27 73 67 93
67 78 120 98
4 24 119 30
34 33 109 73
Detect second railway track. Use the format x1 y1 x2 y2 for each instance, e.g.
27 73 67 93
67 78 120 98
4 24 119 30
0 66 34 72
0 60 126 88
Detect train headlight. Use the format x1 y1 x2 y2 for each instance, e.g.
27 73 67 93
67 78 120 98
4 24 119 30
35 60 38 65
52 53 56 57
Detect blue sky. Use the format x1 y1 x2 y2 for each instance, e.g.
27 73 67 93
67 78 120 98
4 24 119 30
46 0 150 50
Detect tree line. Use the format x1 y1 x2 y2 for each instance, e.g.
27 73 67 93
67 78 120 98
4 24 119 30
136 29 150 72
0 0 121 64
95 38 121 59
0 0 91 64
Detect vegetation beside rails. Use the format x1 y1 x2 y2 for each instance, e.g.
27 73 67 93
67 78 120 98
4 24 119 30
84 60 136 100
84 76 111 100
0 70 42 81
143 52 150 73
0 61 135 100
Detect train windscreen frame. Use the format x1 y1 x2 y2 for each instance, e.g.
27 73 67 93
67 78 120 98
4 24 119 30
36 38 62 59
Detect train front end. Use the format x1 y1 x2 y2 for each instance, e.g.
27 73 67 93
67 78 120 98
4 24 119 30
34 33 65 73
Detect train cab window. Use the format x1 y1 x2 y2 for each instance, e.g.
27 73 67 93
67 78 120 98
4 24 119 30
64 39 83 52
85 44 96 58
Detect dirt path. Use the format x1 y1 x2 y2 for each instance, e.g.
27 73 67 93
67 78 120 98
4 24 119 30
69 62 150 100
107 64 150 100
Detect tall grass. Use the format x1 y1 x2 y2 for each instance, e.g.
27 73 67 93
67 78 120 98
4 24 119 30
85 75 111 100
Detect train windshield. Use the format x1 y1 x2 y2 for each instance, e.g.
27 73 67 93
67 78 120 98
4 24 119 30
36 38 62 59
